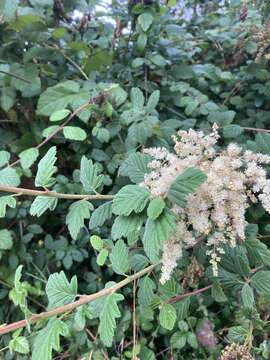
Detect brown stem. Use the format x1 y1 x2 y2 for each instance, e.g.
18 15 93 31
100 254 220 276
0 184 114 201
0 70 31 83
243 127 270 133
0 264 157 336
165 285 212 305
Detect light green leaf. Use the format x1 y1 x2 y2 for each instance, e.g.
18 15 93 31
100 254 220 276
147 197 165 220
241 283 255 308
112 185 150 216
138 13 153 32
50 109 71 122
131 87 145 108
89 201 112 229
175 297 190 320
30 196 58 217
111 214 144 240
143 209 176 262
0 229 13 250
120 152 151 183
137 33 147 52
0 167 20 186
109 239 129 275
80 156 104 192
0 196 16 218
147 90 160 111
42 126 58 138
19 148 39 169
63 126 87 141
171 331 186 349
98 292 124 347
9 336 29 354
151 54 167 67
66 200 93 240
159 304 177 330
90 235 104 251
0 150 10 167
251 270 270 297
167 167 207 207
97 248 109 266
46 271 77 309
35 147 57 188
32 318 69 360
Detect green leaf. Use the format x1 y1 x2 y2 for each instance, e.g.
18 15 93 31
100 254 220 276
97 248 109 266
147 197 165 220
0 167 20 186
174 297 190 320
30 196 58 217
143 209 176 262
80 156 104 192
35 147 57 188
50 109 71 122
9 336 29 354
0 229 13 250
159 278 181 299
66 200 93 240
32 318 69 360
89 201 112 229
98 292 124 347
138 13 153 32
90 235 104 251
46 271 77 309
132 57 145 68
146 90 160 111
151 54 167 67
241 283 255 308
167 167 207 207
137 34 147 52
227 325 249 344
130 253 149 272
171 331 186 349
0 196 16 218
251 270 270 297
42 125 58 138
109 240 129 275
138 277 156 307
131 87 145 108
19 148 39 169
159 304 177 330
246 238 270 267
255 133 270 154
120 152 151 183
223 125 243 139
211 279 227 302
63 126 87 141
0 150 10 167
111 214 144 240
112 185 150 216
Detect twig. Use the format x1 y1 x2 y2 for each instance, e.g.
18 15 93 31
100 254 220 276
0 185 114 201
243 127 270 133
165 285 212 305
132 280 137 360
0 70 31 83
0 264 157 336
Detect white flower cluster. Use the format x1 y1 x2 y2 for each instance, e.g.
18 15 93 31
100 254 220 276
142 125 270 283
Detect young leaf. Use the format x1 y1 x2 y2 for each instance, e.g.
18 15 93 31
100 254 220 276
98 292 124 347
0 167 20 186
32 318 69 360
0 229 13 250
9 336 30 355
63 126 87 141
19 147 39 169
89 201 112 229
109 239 129 275
80 156 104 192
35 147 57 188
30 196 58 217
111 214 144 240
50 109 70 122
147 197 165 220
159 304 177 330
66 200 93 240
167 167 207 207
46 271 78 309
112 185 150 216
0 195 16 218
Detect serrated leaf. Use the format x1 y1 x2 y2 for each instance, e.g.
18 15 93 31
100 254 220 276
167 167 207 207
0 150 10 167
174 297 190 320
112 185 150 216
98 292 124 347
0 167 20 186
9 336 29 354
109 239 129 275
32 318 69 360
159 304 176 330
120 152 151 183
0 229 13 250
159 278 181 299
255 133 270 154
143 209 176 262
66 200 93 240
89 201 112 229
241 283 255 308
246 238 270 267
211 279 227 302
50 109 70 122
63 126 87 141
30 196 58 217
0 196 16 217
130 253 149 272
227 325 249 344
138 12 153 32
223 125 243 139
19 147 39 169
111 214 144 240
147 90 160 110
46 271 78 309
251 270 270 297
138 276 156 307
97 248 109 266
80 156 104 192
35 147 57 188
147 197 165 220
131 87 145 108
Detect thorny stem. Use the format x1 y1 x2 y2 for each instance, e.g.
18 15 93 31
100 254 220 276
0 184 114 201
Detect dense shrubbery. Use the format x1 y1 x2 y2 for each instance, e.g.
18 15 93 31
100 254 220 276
1 0 270 359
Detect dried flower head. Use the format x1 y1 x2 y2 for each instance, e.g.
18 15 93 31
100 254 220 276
142 125 270 283
219 343 254 360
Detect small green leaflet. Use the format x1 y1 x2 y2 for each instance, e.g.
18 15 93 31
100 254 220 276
50 109 70 122
90 235 104 251
9 265 28 314
109 240 129 275
167 167 207 207
120 152 151 183
42 125 58 138
30 196 58 217
97 248 109 266
0 229 13 250
35 147 57 188
9 334 29 355
98 292 124 347
143 209 176 262
159 304 177 330
111 214 144 240
0 167 20 186
0 196 16 218
130 87 145 108
0 150 10 167
19 147 39 169
89 201 112 229
32 318 69 360
80 156 104 192
147 197 165 220
146 90 160 111
66 200 93 240
46 271 78 309
112 185 150 216
138 13 153 32
63 126 87 141
250 270 270 297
